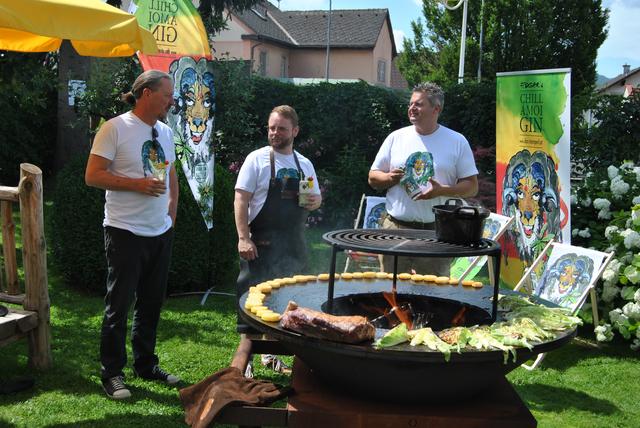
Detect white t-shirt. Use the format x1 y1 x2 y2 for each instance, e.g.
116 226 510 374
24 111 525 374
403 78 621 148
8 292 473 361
91 111 176 237
370 125 478 223
235 146 321 223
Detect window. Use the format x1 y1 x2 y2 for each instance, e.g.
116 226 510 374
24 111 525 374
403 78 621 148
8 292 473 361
377 60 387 84
259 51 267 76
280 56 288 78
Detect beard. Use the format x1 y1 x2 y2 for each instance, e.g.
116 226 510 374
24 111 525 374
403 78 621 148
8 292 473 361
269 136 293 151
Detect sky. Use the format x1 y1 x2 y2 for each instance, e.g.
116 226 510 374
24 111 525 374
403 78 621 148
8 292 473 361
275 0 640 79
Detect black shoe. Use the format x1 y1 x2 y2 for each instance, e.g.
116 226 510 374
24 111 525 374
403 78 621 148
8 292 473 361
102 376 131 400
135 365 180 385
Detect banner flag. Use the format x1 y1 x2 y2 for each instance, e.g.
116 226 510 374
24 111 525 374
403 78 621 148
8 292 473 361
129 0 211 57
496 69 571 289
131 0 214 229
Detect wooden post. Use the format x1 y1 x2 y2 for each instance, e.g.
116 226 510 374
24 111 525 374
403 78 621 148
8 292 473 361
18 163 52 369
1 200 20 294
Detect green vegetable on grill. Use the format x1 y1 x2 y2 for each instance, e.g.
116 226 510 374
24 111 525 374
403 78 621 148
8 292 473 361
374 323 410 349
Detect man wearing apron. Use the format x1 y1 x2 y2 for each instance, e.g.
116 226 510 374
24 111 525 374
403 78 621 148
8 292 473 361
234 105 322 372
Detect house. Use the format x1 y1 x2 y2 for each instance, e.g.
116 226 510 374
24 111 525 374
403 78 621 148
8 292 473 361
597 64 640 97
212 0 408 89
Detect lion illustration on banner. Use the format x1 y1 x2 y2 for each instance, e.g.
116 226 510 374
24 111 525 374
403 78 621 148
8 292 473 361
168 57 215 179
535 253 594 309
502 149 561 266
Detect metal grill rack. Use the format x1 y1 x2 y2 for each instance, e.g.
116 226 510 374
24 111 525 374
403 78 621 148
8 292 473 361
322 228 502 320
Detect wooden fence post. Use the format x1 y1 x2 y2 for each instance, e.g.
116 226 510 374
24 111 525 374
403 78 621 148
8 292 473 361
18 163 52 369
1 200 20 294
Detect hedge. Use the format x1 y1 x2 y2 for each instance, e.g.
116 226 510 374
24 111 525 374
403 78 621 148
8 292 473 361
51 154 237 295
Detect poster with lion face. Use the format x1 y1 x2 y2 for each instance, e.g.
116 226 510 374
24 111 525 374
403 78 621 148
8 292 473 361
496 69 571 288
534 249 596 310
168 57 216 229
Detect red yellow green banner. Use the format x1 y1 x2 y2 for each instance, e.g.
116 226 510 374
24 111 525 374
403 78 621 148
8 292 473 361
496 69 571 288
129 0 211 58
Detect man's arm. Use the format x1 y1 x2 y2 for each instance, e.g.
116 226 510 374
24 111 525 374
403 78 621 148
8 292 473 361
234 189 258 260
168 164 179 226
85 154 166 197
368 169 404 191
416 175 479 200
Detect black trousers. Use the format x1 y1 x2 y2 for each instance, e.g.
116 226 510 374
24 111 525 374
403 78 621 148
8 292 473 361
100 226 174 380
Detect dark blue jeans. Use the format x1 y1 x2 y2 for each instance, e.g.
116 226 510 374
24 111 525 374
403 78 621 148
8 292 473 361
100 226 174 380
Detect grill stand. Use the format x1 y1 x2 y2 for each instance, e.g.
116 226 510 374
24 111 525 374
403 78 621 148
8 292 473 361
216 335 536 428
324 229 501 322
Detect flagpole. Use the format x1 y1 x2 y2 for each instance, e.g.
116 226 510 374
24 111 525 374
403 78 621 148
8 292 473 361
325 0 332 81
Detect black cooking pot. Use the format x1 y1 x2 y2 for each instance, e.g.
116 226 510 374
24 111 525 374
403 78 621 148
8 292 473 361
433 199 490 245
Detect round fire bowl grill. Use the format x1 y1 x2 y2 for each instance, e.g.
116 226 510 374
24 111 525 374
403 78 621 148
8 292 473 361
240 279 576 403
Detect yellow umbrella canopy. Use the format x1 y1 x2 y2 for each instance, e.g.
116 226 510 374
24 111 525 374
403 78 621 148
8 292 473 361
0 0 158 57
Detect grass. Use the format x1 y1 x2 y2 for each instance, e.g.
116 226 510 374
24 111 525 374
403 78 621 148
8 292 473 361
1 224 639 427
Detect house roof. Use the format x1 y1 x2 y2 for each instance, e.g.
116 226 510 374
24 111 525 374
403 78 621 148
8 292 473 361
597 65 640 92
233 1 396 55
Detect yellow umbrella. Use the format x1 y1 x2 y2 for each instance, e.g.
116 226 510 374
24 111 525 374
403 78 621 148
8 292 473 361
0 0 157 57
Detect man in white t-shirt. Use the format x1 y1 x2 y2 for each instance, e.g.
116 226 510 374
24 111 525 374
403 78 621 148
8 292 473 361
368 82 479 275
234 105 321 373
86 71 180 400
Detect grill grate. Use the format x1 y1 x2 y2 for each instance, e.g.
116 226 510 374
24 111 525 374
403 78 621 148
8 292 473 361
323 229 498 257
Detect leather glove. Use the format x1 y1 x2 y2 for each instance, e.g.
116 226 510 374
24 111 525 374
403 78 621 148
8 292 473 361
180 367 291 428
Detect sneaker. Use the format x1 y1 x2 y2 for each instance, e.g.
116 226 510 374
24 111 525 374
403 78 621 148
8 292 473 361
260 355 291 375
135 365 180 385
244 361 254 379
102 376 131 400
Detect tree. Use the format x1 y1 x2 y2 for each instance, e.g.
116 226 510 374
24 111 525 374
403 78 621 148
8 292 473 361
197 0 262 35
398 0 608 104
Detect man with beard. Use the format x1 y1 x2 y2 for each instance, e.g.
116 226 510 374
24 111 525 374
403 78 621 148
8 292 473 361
368 82 479 276
86 70 180 399
234 105 321 373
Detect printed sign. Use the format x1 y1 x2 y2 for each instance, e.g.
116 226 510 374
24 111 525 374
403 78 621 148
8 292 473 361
496 69 571 288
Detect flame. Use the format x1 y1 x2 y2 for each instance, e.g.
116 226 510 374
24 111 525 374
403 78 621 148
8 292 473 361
451 306 467 327
383 291 413 329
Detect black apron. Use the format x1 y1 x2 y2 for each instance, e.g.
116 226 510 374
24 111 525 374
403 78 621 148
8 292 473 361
237 150 310 325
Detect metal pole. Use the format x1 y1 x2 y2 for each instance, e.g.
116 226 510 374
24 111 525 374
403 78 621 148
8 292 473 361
477 0 484 82
458 0 468 83
325 0 332 81
442 0 468 84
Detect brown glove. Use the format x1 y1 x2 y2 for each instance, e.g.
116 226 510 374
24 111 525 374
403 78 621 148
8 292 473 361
179 367 291 428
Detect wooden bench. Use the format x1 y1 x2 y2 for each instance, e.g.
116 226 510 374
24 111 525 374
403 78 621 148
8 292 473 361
0 163 51 369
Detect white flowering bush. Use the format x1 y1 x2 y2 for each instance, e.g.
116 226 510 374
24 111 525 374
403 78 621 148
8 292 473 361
572 161 640 349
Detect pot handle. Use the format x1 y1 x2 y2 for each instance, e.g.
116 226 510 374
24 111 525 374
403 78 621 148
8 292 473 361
453 206 480 217
444 198 463 207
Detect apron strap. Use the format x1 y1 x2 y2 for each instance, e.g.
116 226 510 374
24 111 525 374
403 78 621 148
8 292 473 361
269 149 276 185
269 149 305 183
293 151 305 180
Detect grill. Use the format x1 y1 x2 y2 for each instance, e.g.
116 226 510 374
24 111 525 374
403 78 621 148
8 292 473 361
238 229 575 403
323 229 497 254
322 229 501 320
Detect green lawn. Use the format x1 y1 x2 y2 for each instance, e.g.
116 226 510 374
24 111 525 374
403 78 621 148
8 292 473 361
1 226 639 427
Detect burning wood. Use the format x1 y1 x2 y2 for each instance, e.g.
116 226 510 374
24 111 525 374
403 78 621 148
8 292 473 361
382 291 413 330
451 307 467 327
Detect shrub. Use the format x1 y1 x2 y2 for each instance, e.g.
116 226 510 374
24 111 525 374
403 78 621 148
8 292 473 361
572 161 640 349
573 92 640 171
440 81 497 210
50 154 106 291
51 154 238 294
170 163 238 294
0 52 57 184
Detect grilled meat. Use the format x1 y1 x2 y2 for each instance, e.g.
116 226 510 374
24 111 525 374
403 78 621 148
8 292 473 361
280 301 376 343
